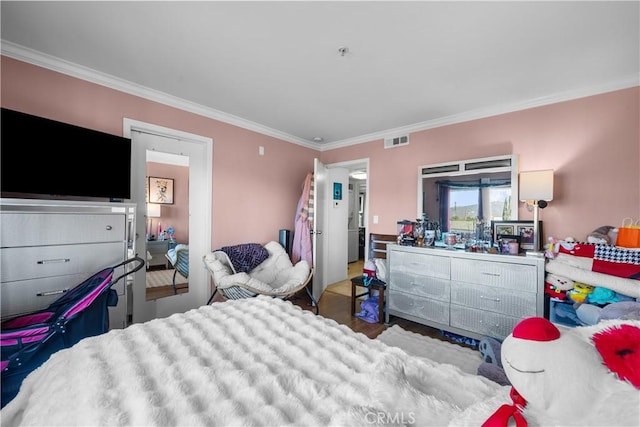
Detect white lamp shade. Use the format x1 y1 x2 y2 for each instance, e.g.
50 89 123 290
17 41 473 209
519 170 554 201
147 203 161 218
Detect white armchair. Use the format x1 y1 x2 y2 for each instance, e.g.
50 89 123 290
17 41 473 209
203 241 316 312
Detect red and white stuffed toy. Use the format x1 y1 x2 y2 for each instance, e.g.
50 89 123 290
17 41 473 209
483 317 640 426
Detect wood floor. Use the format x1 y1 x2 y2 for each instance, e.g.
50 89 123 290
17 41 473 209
287 259 461 344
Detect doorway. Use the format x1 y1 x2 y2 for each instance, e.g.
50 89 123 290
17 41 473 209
334 159 369 269
317 159 368 299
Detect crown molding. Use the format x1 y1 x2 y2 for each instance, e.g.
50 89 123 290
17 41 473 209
3 40 638 153
320 73 640 151
1 41 318 150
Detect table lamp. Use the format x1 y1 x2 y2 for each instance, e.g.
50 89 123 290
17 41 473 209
146 203 161 240
519 170 554 257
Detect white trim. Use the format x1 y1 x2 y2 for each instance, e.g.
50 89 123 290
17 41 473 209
4 41 638 150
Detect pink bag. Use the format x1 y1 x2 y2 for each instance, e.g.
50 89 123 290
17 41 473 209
363 259 376 278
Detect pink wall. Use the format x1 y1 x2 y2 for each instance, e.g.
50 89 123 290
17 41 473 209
1 56 318 248
146 162 189 244
321 87 640 243
2 56 638 247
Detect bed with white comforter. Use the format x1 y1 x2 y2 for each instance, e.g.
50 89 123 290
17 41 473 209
1 296 508 426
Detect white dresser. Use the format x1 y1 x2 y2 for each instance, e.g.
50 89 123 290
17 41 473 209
387 244 545 340
0 199 136 329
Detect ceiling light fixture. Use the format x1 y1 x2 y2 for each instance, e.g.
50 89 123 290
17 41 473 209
313 137 324 143
350 171 367 180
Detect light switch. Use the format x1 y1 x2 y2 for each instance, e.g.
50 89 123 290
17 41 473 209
373 215 379 224
259 146 265 156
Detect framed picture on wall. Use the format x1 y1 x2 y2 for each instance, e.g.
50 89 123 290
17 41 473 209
491 220 543 252
148 177 174 204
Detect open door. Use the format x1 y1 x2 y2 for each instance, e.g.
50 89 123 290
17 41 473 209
312 159 349 302
312 158 326 301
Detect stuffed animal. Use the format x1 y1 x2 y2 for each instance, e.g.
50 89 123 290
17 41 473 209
587 225 617 245
567 282 595 303
544 236 558 259
577 300 640 325
545 273 575 293
477 337 510 386
483 317 640 427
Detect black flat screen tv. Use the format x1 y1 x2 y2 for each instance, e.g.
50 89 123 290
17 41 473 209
1 108 132 201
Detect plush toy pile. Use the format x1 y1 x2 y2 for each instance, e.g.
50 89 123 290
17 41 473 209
483 317 640 426
544 239 640 326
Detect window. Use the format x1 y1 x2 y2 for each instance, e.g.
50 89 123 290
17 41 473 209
418 154 518 239
447 184 512 235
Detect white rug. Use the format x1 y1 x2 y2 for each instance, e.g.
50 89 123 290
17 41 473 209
376 325 483 375
146 269 187 288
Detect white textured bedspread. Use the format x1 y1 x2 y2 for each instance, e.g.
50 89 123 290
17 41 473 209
2 296 504 426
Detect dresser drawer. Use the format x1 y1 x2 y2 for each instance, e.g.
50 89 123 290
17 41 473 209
1 243 125 282
2 268 126 320
389 271 450 301
1 213 126 247
390 251 450 280
388 290 449 325
451 258 537 292
450 282 537 318
450 304 523 340
1 273 89 319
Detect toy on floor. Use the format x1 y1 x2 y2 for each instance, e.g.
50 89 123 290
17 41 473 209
477 336 510 386
483 317 640 427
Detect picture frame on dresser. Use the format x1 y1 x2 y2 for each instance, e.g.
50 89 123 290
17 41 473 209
491 220 543 252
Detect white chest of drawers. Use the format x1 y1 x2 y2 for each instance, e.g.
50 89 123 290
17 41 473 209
387 244 545 340
0 199 136 329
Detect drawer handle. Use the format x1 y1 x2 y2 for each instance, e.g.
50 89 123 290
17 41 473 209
480 295 501 302
37 258 70 264
37 289 69 297
481 272 501 277
106 225 113 231
478 319 501 327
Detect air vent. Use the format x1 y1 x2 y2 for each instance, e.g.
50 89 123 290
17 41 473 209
464 158 512 171
384 135 409 149
421 164 460 175
419 155 515 178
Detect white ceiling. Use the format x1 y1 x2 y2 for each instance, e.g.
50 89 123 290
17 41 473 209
1 1 638 150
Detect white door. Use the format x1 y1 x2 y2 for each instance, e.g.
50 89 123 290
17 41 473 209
125 120 212 323
312 158 326 301
312 159 349 301
324 167 349 286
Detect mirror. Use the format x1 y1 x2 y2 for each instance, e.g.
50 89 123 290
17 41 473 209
418 155 518 240
145 150 190 300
